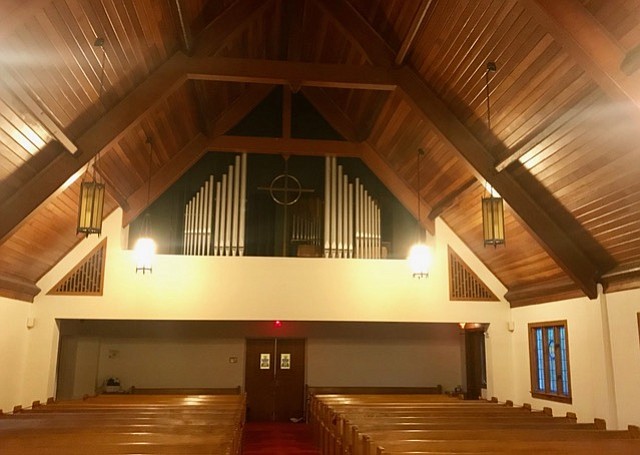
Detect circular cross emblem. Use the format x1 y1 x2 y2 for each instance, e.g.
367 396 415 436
269 174 302 206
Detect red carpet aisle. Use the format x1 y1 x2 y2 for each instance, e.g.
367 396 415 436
242 422 321 455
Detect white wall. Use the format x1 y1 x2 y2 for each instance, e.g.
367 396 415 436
21 209 512 408
0 297 30 412
511 295 620 428
606 288 640 429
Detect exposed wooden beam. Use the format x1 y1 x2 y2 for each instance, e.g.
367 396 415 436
518 0 640 113
313 0 395 66
428 177 477 220
396 67 600 298
193 0 275 57
283 86 292 138
506 277 582 308
0 273 40 303
123 134 212 227
360 142 435 234
210 135 362 157
185 57 397 90
395 0 434 66
209 84 276 137
300 87 362 142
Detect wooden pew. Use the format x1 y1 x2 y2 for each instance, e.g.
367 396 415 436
0 394 245 455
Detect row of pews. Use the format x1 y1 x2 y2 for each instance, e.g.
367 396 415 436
0 393 245 454
309 393 640 455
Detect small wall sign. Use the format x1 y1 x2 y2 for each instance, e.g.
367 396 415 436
280 353 291 369
260 353 270 369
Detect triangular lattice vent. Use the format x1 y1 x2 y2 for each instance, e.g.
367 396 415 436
48 239 107 296
448 247 498 301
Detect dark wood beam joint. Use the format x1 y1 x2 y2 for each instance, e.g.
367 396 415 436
506 277 583 308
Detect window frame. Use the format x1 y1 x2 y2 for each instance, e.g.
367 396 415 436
528 320 572 404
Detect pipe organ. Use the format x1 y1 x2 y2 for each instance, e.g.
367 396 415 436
324 156 382 259
183 154 247 256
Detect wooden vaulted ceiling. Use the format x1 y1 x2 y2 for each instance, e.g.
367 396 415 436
0 0 639 306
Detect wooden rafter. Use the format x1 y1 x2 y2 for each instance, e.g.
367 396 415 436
283 86 292 138
94 165 130 211
209 135 361 157
396 67 599 298
0 273 41 302
518 0 640 113
185 57 396 90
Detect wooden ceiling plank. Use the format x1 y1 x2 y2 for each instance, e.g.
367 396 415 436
428 177 477 220
360 142 435 234
193 0 275 57
312 0 395 66
300 86 361 142
209 84 276 137
395 67 599 298
518 0 640 112
168 0 193 54
395 0 434 66
185 57 397 90
0 66 77 155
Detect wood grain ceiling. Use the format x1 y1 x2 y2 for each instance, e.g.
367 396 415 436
0 0 638 307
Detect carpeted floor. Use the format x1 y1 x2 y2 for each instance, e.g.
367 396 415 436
242 422 321 454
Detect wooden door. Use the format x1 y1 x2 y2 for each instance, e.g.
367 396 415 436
465 329 487 400
245 338 305 422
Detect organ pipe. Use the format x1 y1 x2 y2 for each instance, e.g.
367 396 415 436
184 154 247 256
323 158 381 259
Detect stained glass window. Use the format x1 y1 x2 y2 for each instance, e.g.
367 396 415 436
528 321 571 404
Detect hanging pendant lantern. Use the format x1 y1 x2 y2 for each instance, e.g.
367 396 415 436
482 193 505 247
77 177 105 236
482 61 505 248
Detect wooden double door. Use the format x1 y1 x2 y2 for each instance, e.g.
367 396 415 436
244 338 305 422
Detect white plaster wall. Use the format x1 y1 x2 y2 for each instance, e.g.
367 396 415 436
606 288 640 429
22 210 512 408
510 297 616 426
0 297 30 412
96 338 244 392
307 333 463 391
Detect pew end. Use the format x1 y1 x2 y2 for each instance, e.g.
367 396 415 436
594 418 607 430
